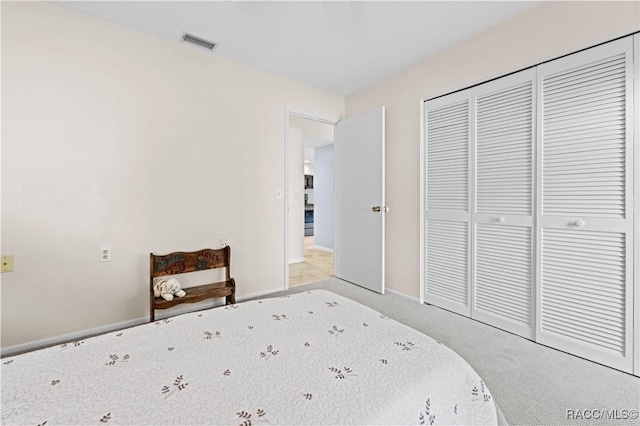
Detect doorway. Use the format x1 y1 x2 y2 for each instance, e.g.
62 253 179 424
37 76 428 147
284 106 386 294
285 110 336 289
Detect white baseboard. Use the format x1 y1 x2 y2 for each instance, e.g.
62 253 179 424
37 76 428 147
288 257 305 264
1 317 146 358
313 245 334 253
386 288 422 304
236 288 282 302
1 287 283 357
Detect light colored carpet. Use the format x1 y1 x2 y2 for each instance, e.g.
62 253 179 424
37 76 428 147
254 278 640 426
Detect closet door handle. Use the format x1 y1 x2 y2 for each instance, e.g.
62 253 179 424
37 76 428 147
572 219 586 228
496 216 505 223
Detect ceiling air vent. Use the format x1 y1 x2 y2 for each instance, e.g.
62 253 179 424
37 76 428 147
181 33 218 51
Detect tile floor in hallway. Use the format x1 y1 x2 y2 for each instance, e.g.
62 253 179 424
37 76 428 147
289 236 333 287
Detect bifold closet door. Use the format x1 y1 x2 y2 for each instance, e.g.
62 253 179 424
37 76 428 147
424 90 472 316
472 69 536 339
536 38 634 372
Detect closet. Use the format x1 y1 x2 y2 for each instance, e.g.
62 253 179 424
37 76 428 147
423 35 638 374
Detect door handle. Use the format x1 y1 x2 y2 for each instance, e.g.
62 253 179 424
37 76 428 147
372 206 390 212
572 219 586 228
496 216 505 223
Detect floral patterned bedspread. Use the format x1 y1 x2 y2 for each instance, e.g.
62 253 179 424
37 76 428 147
2 290 498 425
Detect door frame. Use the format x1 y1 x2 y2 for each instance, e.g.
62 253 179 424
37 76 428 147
283 107 339 290
633 33 639 377
420 99 426 304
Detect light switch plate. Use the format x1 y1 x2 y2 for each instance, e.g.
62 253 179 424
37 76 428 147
1 255 14 273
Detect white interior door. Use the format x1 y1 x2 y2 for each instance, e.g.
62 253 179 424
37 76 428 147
536 38 634 372
424 90 472 316
472 69 536 339
335 107 386 294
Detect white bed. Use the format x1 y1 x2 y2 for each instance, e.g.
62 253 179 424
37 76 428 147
2 290 500 425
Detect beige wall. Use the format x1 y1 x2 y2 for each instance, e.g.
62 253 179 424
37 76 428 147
3 1 638 349
345 1 640 299
1 2 343 348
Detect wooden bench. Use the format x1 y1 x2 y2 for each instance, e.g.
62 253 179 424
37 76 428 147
149 246 236 322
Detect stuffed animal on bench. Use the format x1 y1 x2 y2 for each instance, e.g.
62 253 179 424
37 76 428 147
153 278 186 301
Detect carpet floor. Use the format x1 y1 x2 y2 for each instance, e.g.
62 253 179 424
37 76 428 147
254 278 640 426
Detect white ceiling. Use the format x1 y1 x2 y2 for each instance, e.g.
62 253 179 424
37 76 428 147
53 1 538 95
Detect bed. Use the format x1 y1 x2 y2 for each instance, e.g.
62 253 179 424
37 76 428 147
2 290 501 425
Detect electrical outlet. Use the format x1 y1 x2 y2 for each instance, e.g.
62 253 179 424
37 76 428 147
220 239 228 248
100 247 111 262
1 255 14 273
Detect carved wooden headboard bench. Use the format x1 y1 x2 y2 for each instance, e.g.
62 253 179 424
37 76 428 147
149 246 236 322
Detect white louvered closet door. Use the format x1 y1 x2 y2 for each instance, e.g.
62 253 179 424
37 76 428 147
536 38 634 372
472 69 536 339
424 90 472 316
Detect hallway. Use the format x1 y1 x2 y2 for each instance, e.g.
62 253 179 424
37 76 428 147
289 236 333 287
